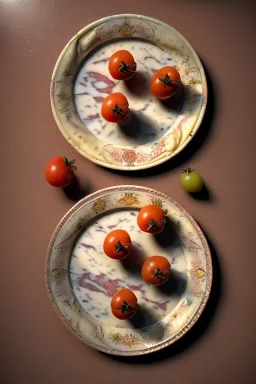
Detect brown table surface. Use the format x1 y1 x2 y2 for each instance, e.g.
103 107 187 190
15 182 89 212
1 0 255 383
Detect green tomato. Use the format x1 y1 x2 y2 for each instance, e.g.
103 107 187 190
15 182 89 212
181 168 204 193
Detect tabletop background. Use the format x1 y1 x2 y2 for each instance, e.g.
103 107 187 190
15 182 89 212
1 0 255 383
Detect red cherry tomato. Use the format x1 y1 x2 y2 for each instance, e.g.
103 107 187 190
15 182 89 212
142 256 171 286
109 50 137 80
111 288 138 320
103 229 132 260
150 66 181 99
137 205 166 234
101 92 129 123
45 157 76 188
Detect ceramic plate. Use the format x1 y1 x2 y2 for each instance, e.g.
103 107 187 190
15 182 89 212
50 15 207 170
45 186 212 356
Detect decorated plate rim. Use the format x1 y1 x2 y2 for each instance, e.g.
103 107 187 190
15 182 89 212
50 14 208 171
45 185 212 356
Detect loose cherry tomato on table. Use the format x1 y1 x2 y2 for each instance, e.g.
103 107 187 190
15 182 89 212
45 157 77 188
142 256 171 286
137 205 166 234
101 92 129 123
103 229 132 259
109 50 137 80
111 288 138 320
180 167 204 193
150 66 181 99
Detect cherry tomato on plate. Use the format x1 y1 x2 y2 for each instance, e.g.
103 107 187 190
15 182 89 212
111 288 138 320
45 157 77 188
137 205 166 234
101 92 129 123
180 167 204 193
150 66 181 99
142 256 171 286
109 50 137 80
103 229 132 260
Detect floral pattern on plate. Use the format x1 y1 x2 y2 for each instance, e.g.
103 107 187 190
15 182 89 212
50 15 207 170
46 186 212 356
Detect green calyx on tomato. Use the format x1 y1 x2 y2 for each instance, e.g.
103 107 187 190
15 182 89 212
153 267 171 280
182 167 195 174
119 60 137 74
112 104 129 116
147 218 166 231
117 301 136 314
115 240 131 253
63 157 77 172
159 74 181 88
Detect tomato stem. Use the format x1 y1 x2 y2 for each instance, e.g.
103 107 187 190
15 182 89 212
63 157 77 172
116 300 136 314
119 61 137 74
182 167 195 173
153 267 171 280
112 104 129 116
159 74 181 88
115 241 132 253
147 218 166 231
